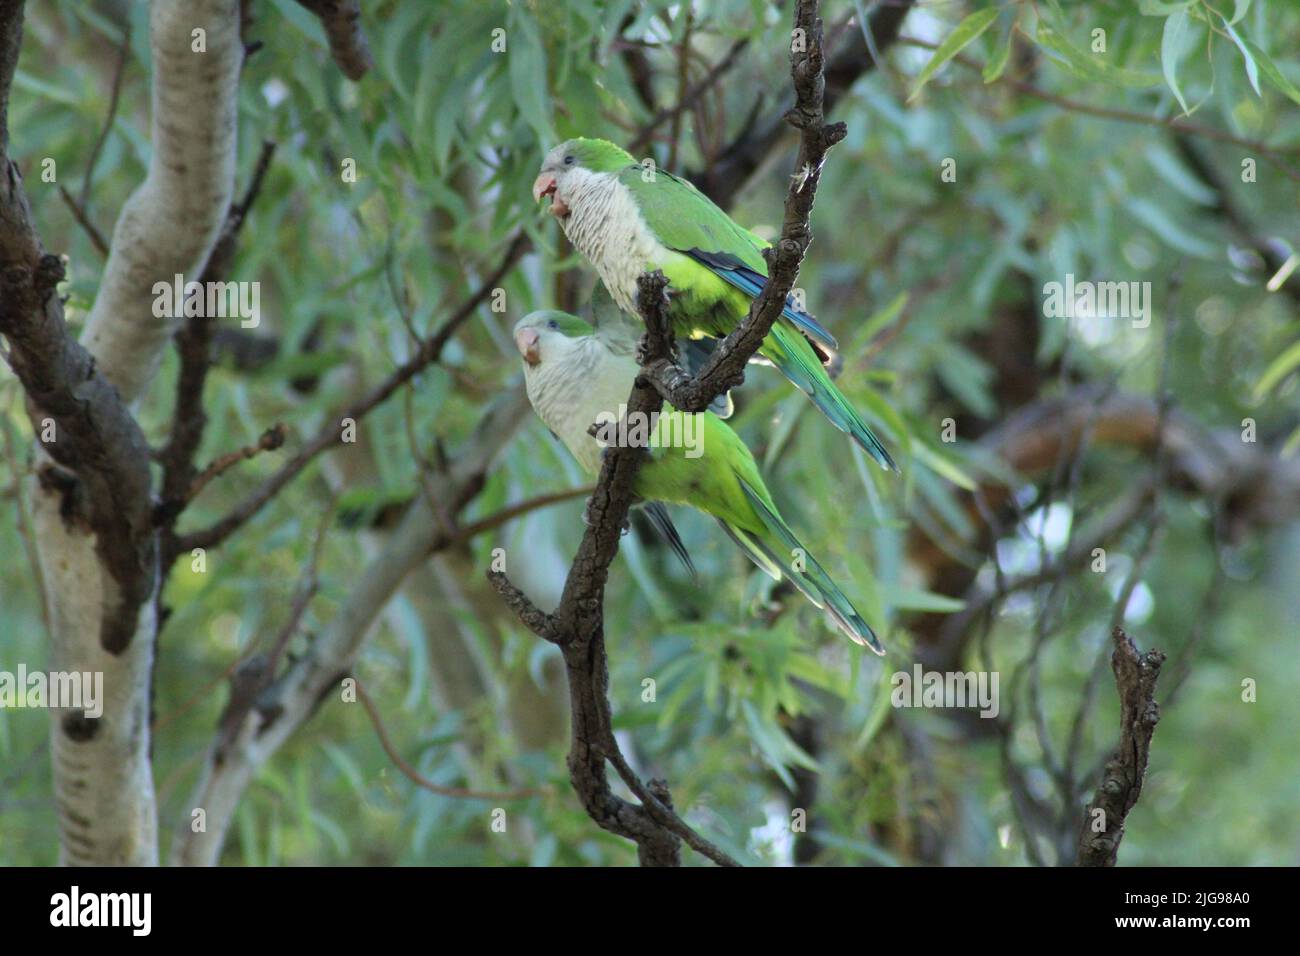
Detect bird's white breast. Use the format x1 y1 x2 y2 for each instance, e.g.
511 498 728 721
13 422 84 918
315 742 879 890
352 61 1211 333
557 169 665 315
524 338 641 476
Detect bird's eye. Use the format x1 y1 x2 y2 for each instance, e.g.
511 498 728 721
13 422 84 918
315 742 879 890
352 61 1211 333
563 155 575 166
547 319 559 330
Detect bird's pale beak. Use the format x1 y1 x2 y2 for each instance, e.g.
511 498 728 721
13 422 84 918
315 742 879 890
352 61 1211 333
515 327 541 366
531 173 557 203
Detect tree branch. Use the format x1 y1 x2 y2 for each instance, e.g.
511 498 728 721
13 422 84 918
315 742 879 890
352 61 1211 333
295 0 371 80
638 7 845 412
79 0 243 402
488 0 844 868
695 0 914 206
1076 627 1165 867
174 231 530 554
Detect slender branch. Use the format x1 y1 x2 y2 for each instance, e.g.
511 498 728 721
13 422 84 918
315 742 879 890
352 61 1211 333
179 423 287 509
56 185 110 257
443 486 593 551
1076 627 1165 867
294 0 372 80
175 231 530 554
79 20 131 209
156 140 277 556
354 680 547 801
639 13 845 412
696 0 914 206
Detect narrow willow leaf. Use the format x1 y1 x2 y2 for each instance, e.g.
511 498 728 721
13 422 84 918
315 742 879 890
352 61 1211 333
908 8 1000 101
1241 39 1300 105
1222 19 1261 95
1161 9 1193 113
984 24 1014 84
1253 340 1300 399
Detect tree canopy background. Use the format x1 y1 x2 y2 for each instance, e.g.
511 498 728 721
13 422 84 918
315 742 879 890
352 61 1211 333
0 0 1297 866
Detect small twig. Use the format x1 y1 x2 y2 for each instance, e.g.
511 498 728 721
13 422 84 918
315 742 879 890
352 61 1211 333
1076 627 1165 867
295 0 372 80
157 141 279 551
80 21 131 209
57 185 110 258
182 423 287 506
444 486 593 550
354 679 547 801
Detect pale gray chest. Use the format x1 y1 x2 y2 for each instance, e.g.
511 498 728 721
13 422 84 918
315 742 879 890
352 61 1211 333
558 171 665 315
525 341 640 475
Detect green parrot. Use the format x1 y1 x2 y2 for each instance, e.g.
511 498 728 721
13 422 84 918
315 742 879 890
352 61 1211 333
531 136 897 473
512 303 884 653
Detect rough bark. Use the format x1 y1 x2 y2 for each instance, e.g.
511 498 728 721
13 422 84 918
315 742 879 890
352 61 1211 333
1076 628 1164 867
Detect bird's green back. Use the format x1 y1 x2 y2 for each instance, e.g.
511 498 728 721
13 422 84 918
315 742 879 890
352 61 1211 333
617 166 770 273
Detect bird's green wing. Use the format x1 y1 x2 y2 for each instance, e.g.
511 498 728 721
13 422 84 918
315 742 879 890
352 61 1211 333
617 165 837 349
618 166 769 271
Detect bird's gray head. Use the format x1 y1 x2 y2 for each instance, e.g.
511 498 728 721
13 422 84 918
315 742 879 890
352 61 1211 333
532 138 636 217
513 310 594 369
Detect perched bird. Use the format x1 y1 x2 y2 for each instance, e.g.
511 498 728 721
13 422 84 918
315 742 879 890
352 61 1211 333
512 304 884 653
531 136 897 472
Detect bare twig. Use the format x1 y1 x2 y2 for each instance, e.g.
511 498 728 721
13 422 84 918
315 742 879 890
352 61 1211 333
354 680 547 801
56 185 110 257
1076 627 1165 867
156 140 278 554
80 21 131 209
181 423 287 507
295 0 372 80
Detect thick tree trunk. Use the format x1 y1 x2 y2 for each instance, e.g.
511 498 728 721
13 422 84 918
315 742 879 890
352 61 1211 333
16 0 242 865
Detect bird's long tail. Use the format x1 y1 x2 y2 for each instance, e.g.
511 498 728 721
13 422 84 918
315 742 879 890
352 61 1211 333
715 478 884 653
761 321 897 472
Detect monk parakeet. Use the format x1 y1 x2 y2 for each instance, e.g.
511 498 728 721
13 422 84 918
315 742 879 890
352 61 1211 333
531 137 897 473
512 305 884 652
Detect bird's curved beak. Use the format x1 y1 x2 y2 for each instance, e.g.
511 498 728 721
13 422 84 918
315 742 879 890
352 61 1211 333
531 173 557 203
515 327 541 366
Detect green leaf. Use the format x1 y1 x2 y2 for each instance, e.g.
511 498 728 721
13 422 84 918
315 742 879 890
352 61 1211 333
914 442 978 492
908 8 1000 101
1037 24 1162 87
508 8 555 144
1220 18 1260 96
1139 0 1195 14
1161 10 1194 114
1253 340 1300 399
1241 39 1300 106
983 24 1014 84
887 587 967 613
847 291 908 354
